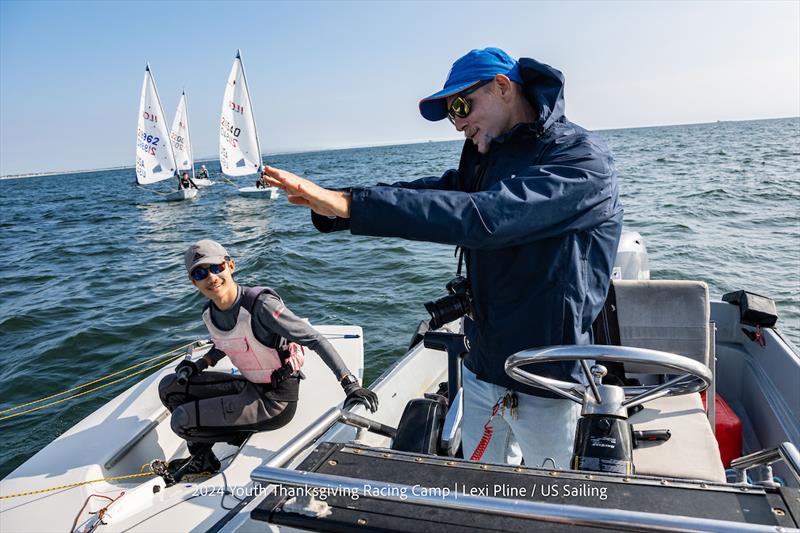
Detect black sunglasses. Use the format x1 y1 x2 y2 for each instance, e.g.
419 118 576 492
447 79 492 124
191 259 229 281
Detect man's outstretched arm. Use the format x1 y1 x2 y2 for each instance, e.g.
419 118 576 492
261 165 352 218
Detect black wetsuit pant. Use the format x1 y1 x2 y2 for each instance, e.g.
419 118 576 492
158 371 297 447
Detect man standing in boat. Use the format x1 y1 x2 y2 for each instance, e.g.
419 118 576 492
261 48 622 469
158 239 377 482
197 164 210 180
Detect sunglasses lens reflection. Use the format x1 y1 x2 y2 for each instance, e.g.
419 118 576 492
191 262 226 281
453 98 468 117
448 97 469 124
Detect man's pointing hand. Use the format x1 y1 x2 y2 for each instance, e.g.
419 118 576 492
261 165 351 218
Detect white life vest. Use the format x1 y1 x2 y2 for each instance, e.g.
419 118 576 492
202 288 305 384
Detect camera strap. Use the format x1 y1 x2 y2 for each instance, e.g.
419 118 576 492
455 247 465 277
453 153 488 279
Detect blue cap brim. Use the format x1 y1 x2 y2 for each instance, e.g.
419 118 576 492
418 80 483 122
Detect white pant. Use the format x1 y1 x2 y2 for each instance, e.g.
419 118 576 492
462 365 580 469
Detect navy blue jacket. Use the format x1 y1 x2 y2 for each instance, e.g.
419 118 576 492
316 57 623 396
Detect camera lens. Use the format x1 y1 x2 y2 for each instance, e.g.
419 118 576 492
425 293 470 330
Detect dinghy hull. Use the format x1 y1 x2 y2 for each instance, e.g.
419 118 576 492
238 186 279 199
165 188 197 202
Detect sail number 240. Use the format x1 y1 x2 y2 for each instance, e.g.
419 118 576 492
220 117 241 148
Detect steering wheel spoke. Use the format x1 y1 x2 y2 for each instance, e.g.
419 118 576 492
506 366 585 403
621 373 694 409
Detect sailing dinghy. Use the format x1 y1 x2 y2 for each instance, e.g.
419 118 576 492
170 91 212 188
135 64 197 202
219 50 280 199
191 176 215 188
238 185 280 199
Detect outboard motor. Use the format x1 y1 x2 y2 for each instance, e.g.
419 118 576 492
614 231 649 281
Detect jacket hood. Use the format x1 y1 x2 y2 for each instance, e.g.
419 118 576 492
518 57 566 132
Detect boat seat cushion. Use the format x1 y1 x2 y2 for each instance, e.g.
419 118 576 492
630 393 726 482
613 280 710 373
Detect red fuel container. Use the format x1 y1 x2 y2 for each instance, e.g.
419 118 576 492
701 391 743 468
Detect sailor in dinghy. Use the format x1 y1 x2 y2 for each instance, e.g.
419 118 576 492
197 164 210 180
178 171 198 191
157 239 377 484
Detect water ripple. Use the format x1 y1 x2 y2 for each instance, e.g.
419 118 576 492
0 117 797 476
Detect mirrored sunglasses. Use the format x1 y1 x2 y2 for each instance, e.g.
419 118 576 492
191 261 228 281
447 79 492 125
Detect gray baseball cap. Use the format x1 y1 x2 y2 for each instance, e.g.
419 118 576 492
184 239 230 273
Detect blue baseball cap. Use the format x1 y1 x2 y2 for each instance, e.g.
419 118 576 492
419 47 523 122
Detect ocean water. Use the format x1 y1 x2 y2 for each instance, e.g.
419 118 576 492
1 117 798 477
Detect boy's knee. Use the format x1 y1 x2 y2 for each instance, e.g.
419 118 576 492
170 404 194 439
158 374 179 402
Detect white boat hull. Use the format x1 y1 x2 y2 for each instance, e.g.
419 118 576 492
165 188 197 202
0 325 364 532
192 178 214 187
238 186 279 199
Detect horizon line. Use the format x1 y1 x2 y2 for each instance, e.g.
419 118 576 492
2 115 797 180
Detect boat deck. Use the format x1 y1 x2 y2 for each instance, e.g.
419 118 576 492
253 442 799 531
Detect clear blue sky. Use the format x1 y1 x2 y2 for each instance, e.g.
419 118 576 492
1 0 798 176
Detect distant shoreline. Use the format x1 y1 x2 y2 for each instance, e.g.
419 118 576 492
2 116 797 180
0 166 133 181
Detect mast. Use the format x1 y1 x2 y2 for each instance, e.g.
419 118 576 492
236 49 263 172
183 90 195 179
148 63 179 178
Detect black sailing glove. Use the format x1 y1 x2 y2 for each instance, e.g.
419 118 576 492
175 358 209 386
270 363 296 384
205 347 226 366
341 376 379 413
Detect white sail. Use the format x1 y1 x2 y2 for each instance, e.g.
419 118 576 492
219 50 262 177
170 91 194 176
136 65 177 185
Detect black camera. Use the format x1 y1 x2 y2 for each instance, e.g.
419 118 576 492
425 276 473 330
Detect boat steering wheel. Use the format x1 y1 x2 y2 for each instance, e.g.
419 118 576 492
504 345 712 410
